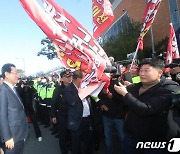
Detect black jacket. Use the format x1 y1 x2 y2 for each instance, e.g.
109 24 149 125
99 79 127 119
124 78 180 141
51 83 68 117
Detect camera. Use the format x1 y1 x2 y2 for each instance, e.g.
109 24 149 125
104 57 121 78
104 57 133 82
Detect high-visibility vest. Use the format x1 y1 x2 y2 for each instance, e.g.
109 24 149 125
46 83 55 98
132 76 141 83
39 86 47 99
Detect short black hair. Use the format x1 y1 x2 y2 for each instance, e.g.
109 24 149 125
73 70 83 79
140 58 165 70
1 63 16 79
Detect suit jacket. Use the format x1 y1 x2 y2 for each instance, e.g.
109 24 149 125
0 82 28 143
64 83 83 131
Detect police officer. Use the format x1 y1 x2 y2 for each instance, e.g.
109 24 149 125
167 58 180 85
51 70 72 154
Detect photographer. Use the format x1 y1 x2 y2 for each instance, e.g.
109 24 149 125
98 70 127 154
114 58 180 154
17 78 42 141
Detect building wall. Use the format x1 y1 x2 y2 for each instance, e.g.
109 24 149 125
103 0 171 48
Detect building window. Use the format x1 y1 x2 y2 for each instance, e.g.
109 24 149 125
110 0 123 10
168 0 180 31
103 12 129 41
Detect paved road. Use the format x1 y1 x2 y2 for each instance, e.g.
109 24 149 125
24 124 61 154
23 123 106 154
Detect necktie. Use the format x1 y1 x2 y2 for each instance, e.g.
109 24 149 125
13 87 24 108
13 87 20 98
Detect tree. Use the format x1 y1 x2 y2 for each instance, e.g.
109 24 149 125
102 19 142 61
38 37 57 60
102 19 169 62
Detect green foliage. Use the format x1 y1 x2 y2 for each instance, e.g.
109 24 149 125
103 19 141 61
154 37 168 55
102 18 169 62
38 37 57 60
138 37 168 60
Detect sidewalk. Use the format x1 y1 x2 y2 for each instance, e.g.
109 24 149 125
24 123 105 154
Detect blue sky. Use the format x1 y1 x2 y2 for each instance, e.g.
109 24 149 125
0 0 93 75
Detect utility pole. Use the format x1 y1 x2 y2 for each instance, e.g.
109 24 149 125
145 0 155 58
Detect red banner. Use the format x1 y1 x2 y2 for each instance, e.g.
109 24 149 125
165 23 180 72
92 0 114 39
138 0 162 50
20 0 111 99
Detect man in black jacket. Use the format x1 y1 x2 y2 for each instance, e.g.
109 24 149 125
16 79 42 142
51 70 72 154
99 73 126 154
114 58 180 154
63 70 93 154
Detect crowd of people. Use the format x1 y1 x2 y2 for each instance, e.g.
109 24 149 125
0 57 180 154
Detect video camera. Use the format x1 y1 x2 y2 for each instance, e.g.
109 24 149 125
104 57 133 83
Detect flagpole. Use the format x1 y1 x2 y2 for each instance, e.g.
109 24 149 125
146 0 155 58
130 41 140 70
150 26 156 57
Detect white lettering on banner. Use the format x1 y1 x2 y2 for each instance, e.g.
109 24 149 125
144 9 158 24
141 0 161 35
97 0 103 5
144 0 161 23
93 22 98 33
136 138 180 152
44 0 70 32
172 34 179 55
43 0 106 63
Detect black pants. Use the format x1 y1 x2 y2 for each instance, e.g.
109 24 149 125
57 114 70 154
71 117 93 154
27 110 42 138
2 140 24 154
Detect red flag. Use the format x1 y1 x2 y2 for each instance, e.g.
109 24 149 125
164 23 180 72
92 0 114 39
138 0 162 50
20 0 111 99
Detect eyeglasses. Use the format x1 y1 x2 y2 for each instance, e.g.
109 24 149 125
10 72 19 75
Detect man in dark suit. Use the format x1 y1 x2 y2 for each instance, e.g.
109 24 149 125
51 70 72 154
64 70 93 154
0 63 28 154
